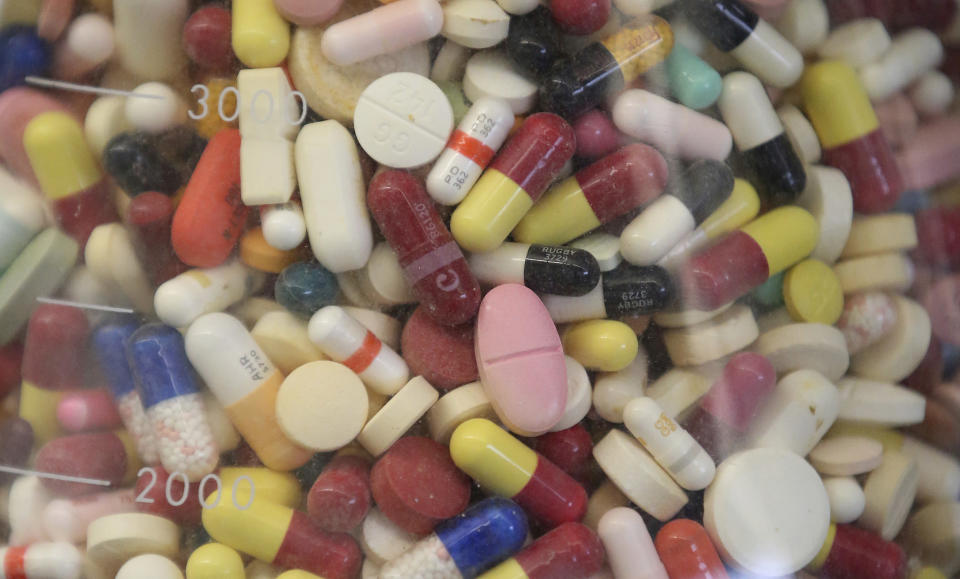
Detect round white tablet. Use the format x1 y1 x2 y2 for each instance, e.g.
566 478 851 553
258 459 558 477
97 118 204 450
275 361 369 451
809 436 884 476
354 72 454 169
703 448 830 576
463 50 539 114
427 381 495 444
822 477 866 524
116 554 184 579
125 82 187 134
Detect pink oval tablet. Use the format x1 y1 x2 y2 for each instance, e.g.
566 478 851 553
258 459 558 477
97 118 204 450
476 283 567 436
274 0 345 26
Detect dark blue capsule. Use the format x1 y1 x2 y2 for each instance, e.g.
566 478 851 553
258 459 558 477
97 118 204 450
435 497 528 579
0 26 49 92
275 261 339 318
93 317 142 398
127 323 201 409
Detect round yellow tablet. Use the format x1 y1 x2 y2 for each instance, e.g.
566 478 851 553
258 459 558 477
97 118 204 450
783 259 844 324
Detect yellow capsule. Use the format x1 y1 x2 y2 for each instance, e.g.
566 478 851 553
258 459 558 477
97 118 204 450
115 430 142 484
801 61 879 149
186 543 245 579
699 179 761 241
276 571 324 579
202 489 293 563
478 557 527 579
449 418 538 498
600 15 674 83
783 259 844 325
806 522 837 572
23 112 102 201
18 381 63 444
217 467 302 508
512 176 601 246
240 228 305 273
451 170 535 253
912 567 948 579
561 320 638 372
741 206 818 276
232 0 290 68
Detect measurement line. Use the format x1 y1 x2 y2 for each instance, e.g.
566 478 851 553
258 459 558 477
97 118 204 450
37 297 135 314
25 76 165 99
0 465 111 486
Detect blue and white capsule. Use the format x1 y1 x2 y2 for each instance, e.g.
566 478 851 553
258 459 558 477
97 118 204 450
93 318 159 464
380 497 528 579
127 324 219 480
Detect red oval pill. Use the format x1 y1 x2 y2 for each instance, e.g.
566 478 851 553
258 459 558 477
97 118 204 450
34 432 127 496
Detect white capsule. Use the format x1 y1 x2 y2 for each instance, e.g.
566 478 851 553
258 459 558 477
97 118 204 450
598 507 668 579
728 18 804 89
308 306 410 396
620 196 696 266
0 542 83 579
154 260 265 328
623 396 716 491
427 97 514 205
85 223 155 314
774 0 828 55
718 71 784 151
320 0 443 66
52 13 115 81
909 70 955 118
113 0 188 79
260 202 307 251
817 18 891 68
860 28 944 102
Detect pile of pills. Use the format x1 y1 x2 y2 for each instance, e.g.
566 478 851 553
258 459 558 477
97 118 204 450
1 0 960 577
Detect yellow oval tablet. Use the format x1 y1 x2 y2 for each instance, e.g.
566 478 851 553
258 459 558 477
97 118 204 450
783 259 844 325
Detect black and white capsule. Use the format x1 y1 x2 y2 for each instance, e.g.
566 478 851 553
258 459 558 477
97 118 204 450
541 263 675 322
468 242 601 296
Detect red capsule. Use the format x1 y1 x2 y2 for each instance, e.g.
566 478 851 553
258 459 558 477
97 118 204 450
182 5 235 73
21 304 88 391
34 431 128 496
532 424 594 483
57 388 122 433
513 522 605 579
573 110 622 160
0 341 23 399
367 170 481 326
171 129 247 268
812 524 906 579
307 455 372 533
822 129 903 214
655 519 729 579
126 191 188 284
550 0 610 35
915 207 960 268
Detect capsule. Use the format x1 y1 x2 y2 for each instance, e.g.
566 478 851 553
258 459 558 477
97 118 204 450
126 192 188 285
513 144 668 246
154 259 264 328
504 6 564 77
0 542 83 579
368 170 481 326
232 0 290 68
801 61 903 214
680 0 803 88
718 72 806 206
22 111 116 248
19 304 89 444
57 388 122 433
427 97 515 206
307 454 372 533
806 524 906 579
320 0 442 67
562 319 638 373
599 507 668 579
128 324 219 481
540 14 673 118
468 242 600 296
34 431 131 496
186 543 246 579
654 520 728 579
623 397 715 491
541 264 674 323
621 160 734 266
682 352 777 461
113 0 188 79
665 42 723 110
381 498 528 579
202 488 362 579
679 206 818 311
185 313 312 471
451 113 575 253
477 522 605 579
450 418 587 528
260 201 307 251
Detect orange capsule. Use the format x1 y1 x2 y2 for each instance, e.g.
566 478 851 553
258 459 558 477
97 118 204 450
171 129 247 268
654 519 729 579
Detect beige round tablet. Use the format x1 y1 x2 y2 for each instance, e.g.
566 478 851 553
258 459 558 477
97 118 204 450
861 450 918 540
841 213 917 259
593 429 688 521
357 376 439 456
809 436 884 476
833 252 914 294
836 378 926 427
795 166 853 264
252 311 327 375
229 297 287 327
87 513 180 572
116 554 183 579
778 105 821 164
704 448 830 576
904 502 960 576
276 361 369 452
592 352 648 423
362 507 419 565
463 50 538 114
337 270 379 309
653 302 733 329
427 382 495 444
663 305 758 366
850 295 931 382
752 323 849 381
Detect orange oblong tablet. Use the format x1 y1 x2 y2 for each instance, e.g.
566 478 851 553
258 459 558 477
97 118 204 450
475 283 567 436
655 519 729 579
172 129 247 268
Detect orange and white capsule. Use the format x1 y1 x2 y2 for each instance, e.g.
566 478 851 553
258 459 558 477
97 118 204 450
308 306 410 396
426 97 514 206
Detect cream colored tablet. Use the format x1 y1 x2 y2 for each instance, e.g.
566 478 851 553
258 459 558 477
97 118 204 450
860 450 918 540
809 436 884 476
246 560 283 579
362 559 381 579
252 310 327 375
795 166 853 264
850 295 931 382
362 507 419 565
583 479 630 531
902 436 960 504
834 253 914 294
645 366 716 420
431 40 472 83
592 351 648 423
8 476 52 546
778 104 821 164
116 554 183 579
703 448 830 577
85 223 154 314
275 361 369 451
823 477 866 524
85 96 134 157
570 232 622 272
342 307 403 351
836 378 926 427
357 243 417 306
87 513 180 573
358 376 439 456
755 307 795 334
903 502 960 577
751 323 849 381
229 297 286 327
441 0 509 49
653 302 732 328
841 214 917 259
818 18 892 67
747 369 839 457
427 382 495 444
337 271 379 309
551 356 593 432
593 429 688 521
663 305 759 366
463 50 539 114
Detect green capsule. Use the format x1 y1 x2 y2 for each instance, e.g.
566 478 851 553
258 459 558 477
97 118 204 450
665 42 723 110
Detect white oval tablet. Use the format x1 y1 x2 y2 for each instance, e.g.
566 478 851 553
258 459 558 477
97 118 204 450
463 50 539 114
809 436 884 476
116 554 183 579
354 72 454 169
441 0 509 49
823 476 866 524
125 82 187 134
836 378 926 427
751 323 849 381
275 361 369 451
861 450 918 540
704 448 830 576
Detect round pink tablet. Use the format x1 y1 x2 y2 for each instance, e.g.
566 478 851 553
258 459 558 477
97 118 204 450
275 0 346 27
401 305 478 391
475 283 567 436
